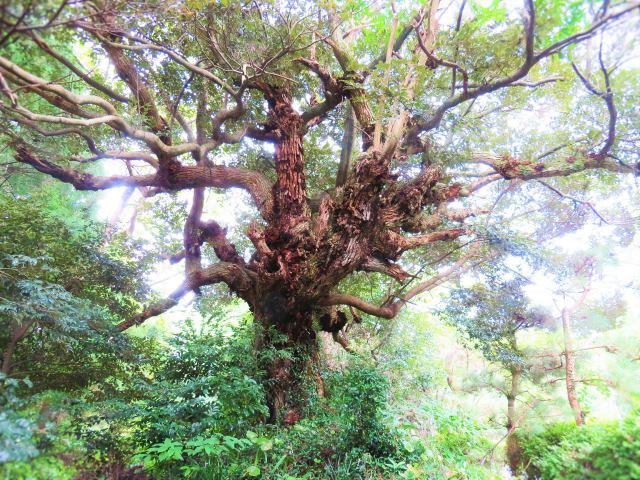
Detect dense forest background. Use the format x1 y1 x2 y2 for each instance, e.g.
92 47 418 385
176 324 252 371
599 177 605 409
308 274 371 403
1 0 639 479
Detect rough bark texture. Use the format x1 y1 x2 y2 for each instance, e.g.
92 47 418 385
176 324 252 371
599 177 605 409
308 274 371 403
254 308 321 423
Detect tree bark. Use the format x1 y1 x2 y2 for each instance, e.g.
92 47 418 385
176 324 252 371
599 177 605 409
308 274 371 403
2 319 35 376
562 307 585 426
506 365 522 474
254 305 320 424
269 87 308 221
1 342 17 376
336 104 355 187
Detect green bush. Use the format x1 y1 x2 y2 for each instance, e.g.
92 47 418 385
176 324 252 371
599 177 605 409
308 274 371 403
131 357 424 479
406 401 496 480
0 376 38 464
329 359 395 457
517 411 640 479
0 456 76 480
133 322 269 442
1 319 500 480
0 379 80 480
73 320 268 460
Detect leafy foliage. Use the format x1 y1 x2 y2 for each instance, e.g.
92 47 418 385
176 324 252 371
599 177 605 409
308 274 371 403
0 190 151 388
517 412 640 479
0 377 79 480
442 260 543 367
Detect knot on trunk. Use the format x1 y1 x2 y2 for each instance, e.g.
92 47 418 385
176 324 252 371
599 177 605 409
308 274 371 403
319 308 348 333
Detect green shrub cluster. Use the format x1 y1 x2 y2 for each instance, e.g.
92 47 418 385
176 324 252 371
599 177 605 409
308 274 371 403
1 321 424 479
122 336 498 480
1 314 504 479
128 350 424 479
0 376 79 480
403 402 496 480
517 412 640 479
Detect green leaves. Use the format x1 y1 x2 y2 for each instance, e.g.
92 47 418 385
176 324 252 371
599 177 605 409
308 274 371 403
246 431 273 451
442 262 538 367
148 438 184 462
0 191 152 390
517 412 640 479
185 435 221 456
535 0 589 49
245 465 261 477
469 0 508 26
135 432 270 478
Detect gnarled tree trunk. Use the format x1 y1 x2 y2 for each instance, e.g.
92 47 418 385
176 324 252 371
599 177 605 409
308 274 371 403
252 291 347 422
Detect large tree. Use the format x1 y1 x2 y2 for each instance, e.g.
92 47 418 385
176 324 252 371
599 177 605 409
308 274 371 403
1 0 638 420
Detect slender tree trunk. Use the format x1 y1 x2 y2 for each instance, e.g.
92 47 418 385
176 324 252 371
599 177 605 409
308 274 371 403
445 351 458 392
562 307 584 426
2 320 35 376
1 342 17 375
504 332 523 474
505 365 522 473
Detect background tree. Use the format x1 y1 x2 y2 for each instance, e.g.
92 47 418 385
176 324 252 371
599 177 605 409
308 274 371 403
443 260 546 472
1 0 638 421
536 249 628 427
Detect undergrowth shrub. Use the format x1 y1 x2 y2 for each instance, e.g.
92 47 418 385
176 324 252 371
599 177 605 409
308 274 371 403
132 356 424 479
517 411 640 479
327 358 395 457
405 401 496 480
0 377 79 480
1 322 499 480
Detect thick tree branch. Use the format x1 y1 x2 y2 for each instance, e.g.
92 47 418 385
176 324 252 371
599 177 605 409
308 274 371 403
389 228 467 254
366 6 427 72
360 256 414 282
454 75 564 90
0 54 119 115
324 38 375 149
571 45 617 157
463 151 638 186
0 58 186 156
415 22 469 93
115 262 254 331
92 16 169 142
13 146 275 219
1 39 263 160
0 70 16 106
115 284 190 332
78 23 237 97
296 57 344 125
199 220 246 265
0 106 100 154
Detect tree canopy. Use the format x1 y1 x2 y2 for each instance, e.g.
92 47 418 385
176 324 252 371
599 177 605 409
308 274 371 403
1 0 639 468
